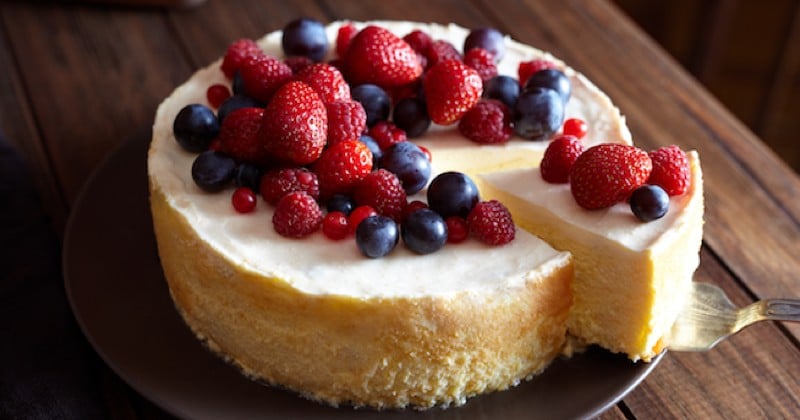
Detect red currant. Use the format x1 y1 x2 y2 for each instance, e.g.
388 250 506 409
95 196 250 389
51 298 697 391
418 145 432 162
322 211 350 240
563 118 587 139
445 216 468 243
231 187 257 213
207 84 232 109
348 205 377 233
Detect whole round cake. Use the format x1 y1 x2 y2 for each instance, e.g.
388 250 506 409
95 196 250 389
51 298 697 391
148 19 703 409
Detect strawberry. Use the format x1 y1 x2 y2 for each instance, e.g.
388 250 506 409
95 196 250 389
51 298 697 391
518 59 557 87
368 121 407 150
326 100 367 146
569 144 652 209
218 107 270 164
540 135 584 183
648 145 691 196
240 54 293 103
294 63 350 104
457 99 512 144
463 48 498 82
425 39 462 68
344 25 423 88
260 81 328 165
336 23 359 57
467 200 515 245
424 59 483 125
272 191 323 238
354 169 407 221
220 38 263 79
313 139 373 199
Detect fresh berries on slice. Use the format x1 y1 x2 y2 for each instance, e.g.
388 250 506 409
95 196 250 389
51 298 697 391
217 107 270 164
524 69 571 102
336 23 359 57
272 191 323 238
569 143 653 209
326 100 367 146
351 84 392 126
355 215 399 258
284 55 314 75
402 30 433 54
425 39 462 68
173 104 219 153
445 216 469 243
357 134 382 166
427 172 480 218
282 18 329 62
648 145 691 196
221 39 263 79
326 194 357 216
513 87 565 140
239 54 293 103
344 26 423 88
424 59 483 125
231 187 257 213
483 75 520 109
467 200 515 245
191 150 236 192
260 167 320 205
206 84 231 108
294 63 350 104
540 135 584 183
458 99 512 144
261 81 328 165
518 59 557 87
379 141 431 194
348 205 378 233
354 169 407 221
322 211 350 240
630 185 670 222
464 27 505 63
401 200 429 221
463 48 498 81
563 117 588 139
401 208 448 254
313 139 373 198
368 121 407 150
392 97 430 138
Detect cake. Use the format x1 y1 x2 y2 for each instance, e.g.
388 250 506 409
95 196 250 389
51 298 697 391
147 19 703 409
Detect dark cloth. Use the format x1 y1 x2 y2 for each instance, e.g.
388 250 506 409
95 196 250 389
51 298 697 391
0 134 106 419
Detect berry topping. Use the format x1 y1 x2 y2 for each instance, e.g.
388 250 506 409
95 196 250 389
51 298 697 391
402 30 433 54
322 211 350 240
206 84 231 109
357 134 382 166
239 54 294 103
217 107 269 164
427 172 480 218
401 208 448 255
354 169 408 221
563 117 588 139
191 150 236 192
467 200 516 245
348 205 378 233
524 69 571 102
261 81 328 165
483 75 520 109
344 26 423 88
458 99 512 144
351 84 392 127
272 191 323 238
173 104 219 153
355 215 399 258
335 23 359 57
540 135 584 183
260 167 320 205
221 39 263 79
326 194 357 216
424 59 483 125
231 187 257 213
518 59 557 87
648 145 691 196
463 48 498 82
379 141 431 195
234 163 263 191
401 200 429 221
313 139 373 198
294 63 351 104
326 100 367 147
464 27 505 63
392 97 430 138
445 216 469 243
283 56 314 75
368 121 408 150
513 87 565 140
630 185 670 222
569 144 653 209
217 94 262 124
425 39 462 68
281 18 329 62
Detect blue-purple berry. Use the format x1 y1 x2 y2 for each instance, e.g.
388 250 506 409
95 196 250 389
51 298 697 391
427 172 480 218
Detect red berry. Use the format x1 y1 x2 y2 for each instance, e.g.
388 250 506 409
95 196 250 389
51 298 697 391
463 48 498 82
344 26 423 88
401 200 429 221
418 145 432 162
313 139 373 199
569 144 652 209
206 84 231 109
272 191 323 238
231 187 257 213
322 211 350 240
518 59 557 87
218 107 270 164
326 100 367 147
294 63 351 104
354 169 408 221
368 121 407 150
239 54 293 103
221 38 263 79
445 216 469 243
648 145 691 196
402 30 432 54
284 56 314 75
563 118 588 139
348 205 377 233
336 23 359 57
466 200 515 245
424 60 483 125
540 135 584 183
260 81 328 165
457 99 512 144
260 167 320 205
425 39 462 68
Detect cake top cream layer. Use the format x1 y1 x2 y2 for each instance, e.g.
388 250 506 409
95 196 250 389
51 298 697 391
149 20 628 298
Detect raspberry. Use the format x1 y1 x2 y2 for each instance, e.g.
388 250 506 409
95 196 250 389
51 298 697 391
231 187 257 213
336 23 359 57
322 211 350 240
294 63 351 104
272 191 323 238
402 30 433 54
401 200 429 221
570 144 652 209
457 99 512 144
466 200 516 245
348 205 377 233
354 169 408 221
518 59 557 87
463 48 498 82
540 135 584 183
424 59 483 125
368 121 408 150
313 139 373 199
648 145 690 196
425 39 462 67
326 100 367 147
206 84 231 108
240 54 293 103
217 107 270 164
221 39 263 79
445 216 469 243
260 168 320 205
563 117 588 139
284 56 313 75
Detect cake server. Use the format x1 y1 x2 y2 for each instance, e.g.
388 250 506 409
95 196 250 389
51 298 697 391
667 282 800 352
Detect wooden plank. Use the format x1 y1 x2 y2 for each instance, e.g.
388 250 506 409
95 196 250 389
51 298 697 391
317 0 489 27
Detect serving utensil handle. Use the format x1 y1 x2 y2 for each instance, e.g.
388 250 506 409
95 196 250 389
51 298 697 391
765 299 800 322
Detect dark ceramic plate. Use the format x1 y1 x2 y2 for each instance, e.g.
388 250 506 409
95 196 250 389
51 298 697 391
63 132 662 420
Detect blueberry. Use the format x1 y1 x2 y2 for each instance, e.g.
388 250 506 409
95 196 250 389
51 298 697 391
173 104 219 153
380 141 431 195
393 97 431 138
523 69 571 102
232 71 245 95
357 134 383 167
355 215 399 258
234 163 263 191
630 185 670 222
351 84 391 127
401 208 448 254
483 75 520 109
464 27 505 62
426 172 480 218
281 18 329 62
218 94 262 124
326 194 357 216
513 87 565 140
191 150 236 192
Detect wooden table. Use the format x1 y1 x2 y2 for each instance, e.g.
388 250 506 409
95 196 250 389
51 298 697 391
2 0 798 418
